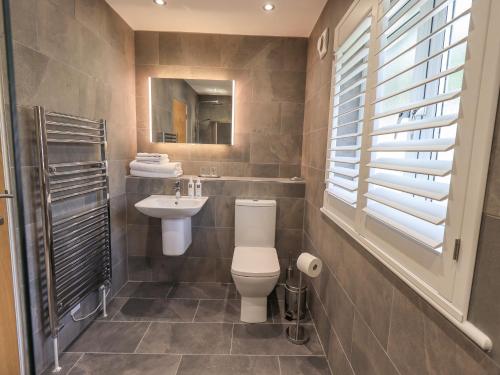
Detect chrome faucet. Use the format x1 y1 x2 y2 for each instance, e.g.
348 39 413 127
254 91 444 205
173 180 182 200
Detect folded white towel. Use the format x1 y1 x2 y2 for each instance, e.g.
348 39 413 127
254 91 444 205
136 157 170 163
137 153 168 158
136 153 170 163
130 160 182 174
130 169 183 178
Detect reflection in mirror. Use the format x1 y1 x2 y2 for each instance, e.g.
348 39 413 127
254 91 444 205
149 78 235 145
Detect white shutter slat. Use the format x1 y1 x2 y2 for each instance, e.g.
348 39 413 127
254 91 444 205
333 119 363 130
329 144 361 151
373 64 465 105
370 115 457 136
330 156 360 164
331 131 362 140
327 187 357 205
371 91 461 120
369 138 455 152
334 92 364 109
334 104 365 119
363 206 443 249
328 177 358 191
367 158 452 176
330 167 359 178
366 173 449 200
365 189 447 225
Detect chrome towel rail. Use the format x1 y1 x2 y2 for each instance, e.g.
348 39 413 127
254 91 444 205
35 106 111 373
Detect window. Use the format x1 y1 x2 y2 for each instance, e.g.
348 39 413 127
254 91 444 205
322 0 499 349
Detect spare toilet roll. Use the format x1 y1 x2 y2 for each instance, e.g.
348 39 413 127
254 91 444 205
297 252 322 278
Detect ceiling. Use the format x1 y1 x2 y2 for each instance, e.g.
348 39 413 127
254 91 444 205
185 79 233 96
105 0 327 37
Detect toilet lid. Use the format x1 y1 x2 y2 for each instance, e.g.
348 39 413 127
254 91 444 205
231 247 280 277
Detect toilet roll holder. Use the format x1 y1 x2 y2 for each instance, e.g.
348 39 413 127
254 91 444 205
286 253 321 345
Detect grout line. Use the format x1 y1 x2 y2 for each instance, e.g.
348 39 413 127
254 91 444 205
63 351 327 357
386 287 395 351
106 319 313 325
229 323 235 355
66 352 84 374
277 356 282 375
192 300 201 323
174 355 183 375
133 322 152 354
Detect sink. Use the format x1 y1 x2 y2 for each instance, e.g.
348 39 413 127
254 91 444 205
135 195 208 256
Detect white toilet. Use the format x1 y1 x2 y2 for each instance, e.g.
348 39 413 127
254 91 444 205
231 199 280 323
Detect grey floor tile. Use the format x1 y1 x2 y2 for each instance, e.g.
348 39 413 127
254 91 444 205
136 322 233 354
176 355 280 375
66 321 149 353
116 282 172 299
194 299 241 323
68 353 181 375
113 298 199 322
231 324 324 356
42 353 82 375
168 283 233 299
97 297 128 321
279 356 331 375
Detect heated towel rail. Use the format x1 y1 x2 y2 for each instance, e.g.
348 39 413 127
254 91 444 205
35 106 111 372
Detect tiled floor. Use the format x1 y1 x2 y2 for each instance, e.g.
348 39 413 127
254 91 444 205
53 282 332 375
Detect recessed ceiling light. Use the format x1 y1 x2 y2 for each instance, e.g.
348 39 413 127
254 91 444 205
153 0 166 5
262 3 275 12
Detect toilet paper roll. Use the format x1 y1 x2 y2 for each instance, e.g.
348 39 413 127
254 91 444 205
297 252 322 278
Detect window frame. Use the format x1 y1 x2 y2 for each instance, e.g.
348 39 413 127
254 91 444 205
322 0 500 350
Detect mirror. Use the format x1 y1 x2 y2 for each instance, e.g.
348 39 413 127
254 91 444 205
149 78 235 145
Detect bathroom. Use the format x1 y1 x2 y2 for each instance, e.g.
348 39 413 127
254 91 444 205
0 0 499 373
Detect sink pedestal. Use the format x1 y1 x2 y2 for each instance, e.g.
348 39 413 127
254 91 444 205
161 217 192 256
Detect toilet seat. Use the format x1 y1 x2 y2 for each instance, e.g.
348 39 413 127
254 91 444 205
231 246 280 277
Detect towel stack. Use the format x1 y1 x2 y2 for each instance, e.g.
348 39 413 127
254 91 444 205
130 153 183 178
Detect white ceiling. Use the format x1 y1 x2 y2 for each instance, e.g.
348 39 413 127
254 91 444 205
185 79 233 96
105 0 327 37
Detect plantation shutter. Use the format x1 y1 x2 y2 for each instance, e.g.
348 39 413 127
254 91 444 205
326 15 372 206
363 0 472 250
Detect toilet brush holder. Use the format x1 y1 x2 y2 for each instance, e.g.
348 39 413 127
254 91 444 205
286 271 309 345
286 252 322 345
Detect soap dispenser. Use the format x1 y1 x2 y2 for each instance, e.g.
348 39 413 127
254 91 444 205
195 178 202 197
188 177 195 197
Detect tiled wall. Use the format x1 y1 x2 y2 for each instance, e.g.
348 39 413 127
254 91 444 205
302 0 500 374
135 32 307 178
9 0 136 373
126 176 305 283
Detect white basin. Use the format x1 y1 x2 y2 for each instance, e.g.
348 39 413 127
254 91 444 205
135 195 208 256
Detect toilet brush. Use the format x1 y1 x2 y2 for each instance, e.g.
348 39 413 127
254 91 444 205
286 252 322 345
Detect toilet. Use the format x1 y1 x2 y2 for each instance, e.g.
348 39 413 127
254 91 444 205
231 199 280 323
